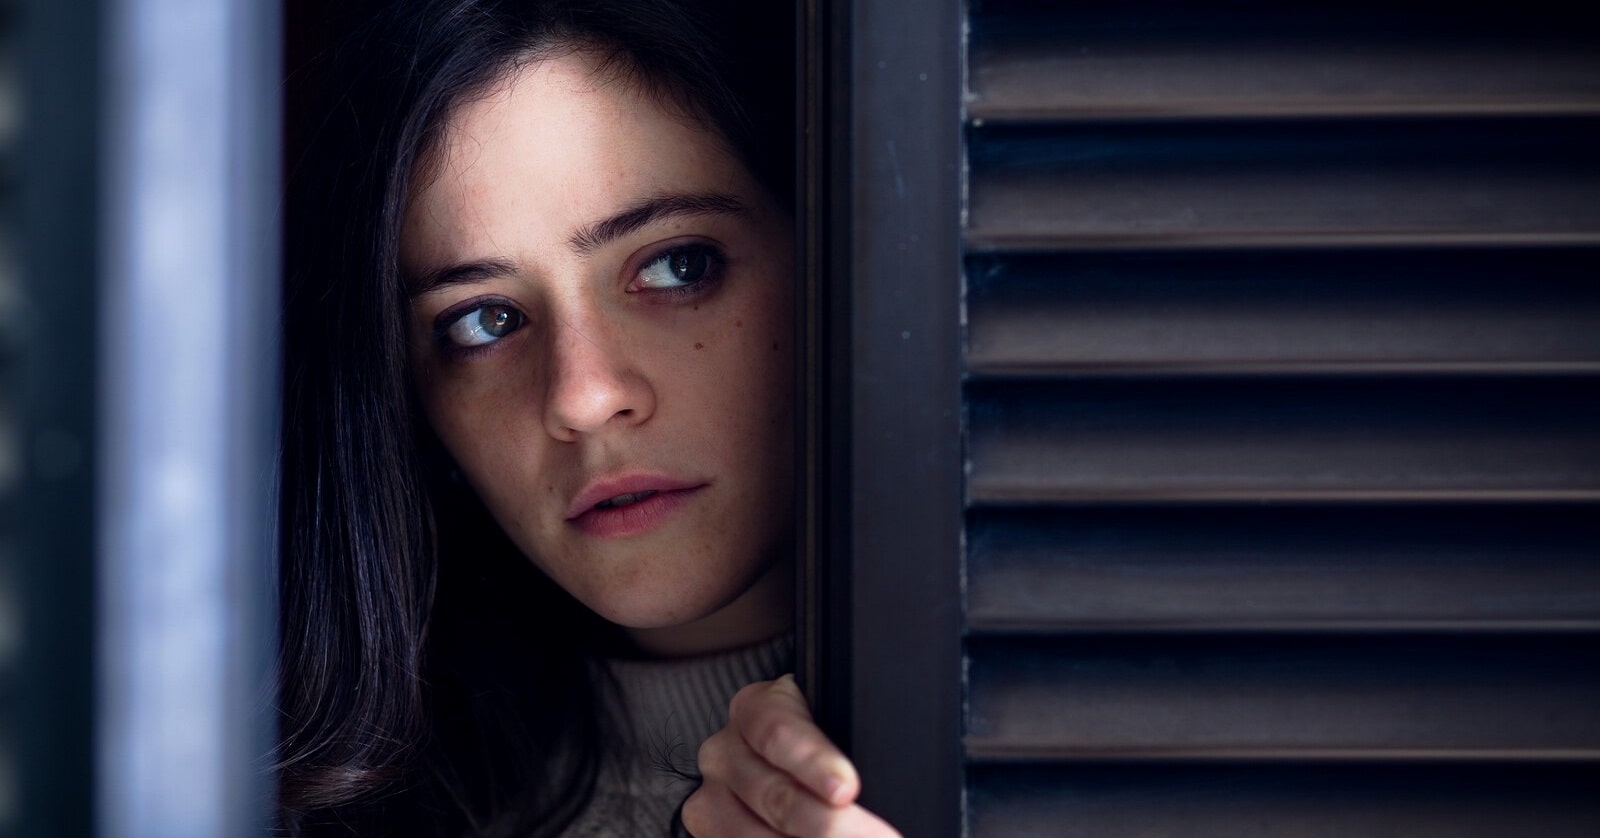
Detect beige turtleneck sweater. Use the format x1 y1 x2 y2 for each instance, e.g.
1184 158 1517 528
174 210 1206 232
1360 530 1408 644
561 634 794 836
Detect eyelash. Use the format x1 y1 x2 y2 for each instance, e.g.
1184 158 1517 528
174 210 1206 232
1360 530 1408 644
428 243 728 358
431 295 523 359
629 242 727 300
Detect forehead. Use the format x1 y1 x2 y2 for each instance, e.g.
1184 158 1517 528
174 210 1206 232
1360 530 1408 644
402 51 747 268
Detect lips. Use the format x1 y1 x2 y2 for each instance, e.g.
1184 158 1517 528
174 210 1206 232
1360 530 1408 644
593 490 660 510
566 473 708 538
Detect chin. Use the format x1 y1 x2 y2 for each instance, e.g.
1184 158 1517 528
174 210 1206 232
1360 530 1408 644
576 557 773 634
583 578 726 628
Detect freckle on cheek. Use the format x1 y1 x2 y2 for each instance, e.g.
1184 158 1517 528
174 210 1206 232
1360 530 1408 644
735 319 743 328
771 341 779 351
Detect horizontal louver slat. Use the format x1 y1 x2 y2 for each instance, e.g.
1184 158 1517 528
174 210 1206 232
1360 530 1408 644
969 9 1600 123
966 636 1600 757
967 378 1600 503
962 1 1600 834
968 764 1600 837
967 121 1600 251
966 250 1600 377
966 507 1600 632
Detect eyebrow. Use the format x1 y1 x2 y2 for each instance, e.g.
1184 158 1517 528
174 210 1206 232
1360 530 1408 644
409 257 520 297
409 192 748 297
568 192 748 255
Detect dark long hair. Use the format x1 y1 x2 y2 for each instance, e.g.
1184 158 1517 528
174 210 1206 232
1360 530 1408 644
276 1 793 833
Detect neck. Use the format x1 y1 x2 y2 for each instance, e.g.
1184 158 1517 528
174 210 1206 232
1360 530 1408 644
625 553 794 658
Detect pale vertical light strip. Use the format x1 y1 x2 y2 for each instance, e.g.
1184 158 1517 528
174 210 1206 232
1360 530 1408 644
98 0 279 835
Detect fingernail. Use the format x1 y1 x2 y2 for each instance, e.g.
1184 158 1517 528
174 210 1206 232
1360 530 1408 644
824 775 848 806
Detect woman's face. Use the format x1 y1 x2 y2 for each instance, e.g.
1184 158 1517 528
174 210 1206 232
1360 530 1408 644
402 52 794 652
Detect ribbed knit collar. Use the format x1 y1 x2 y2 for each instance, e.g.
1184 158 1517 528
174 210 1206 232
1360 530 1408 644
561 633 795 835
604 632 795 772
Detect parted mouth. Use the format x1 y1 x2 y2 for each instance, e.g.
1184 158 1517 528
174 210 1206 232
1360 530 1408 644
565 473 707 520
592 490 659 510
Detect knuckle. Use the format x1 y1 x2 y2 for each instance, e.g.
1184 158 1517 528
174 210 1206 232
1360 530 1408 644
680 790 713 836
728 679 771 719
759 777 800 831
750 713 797 757
696 731 729 779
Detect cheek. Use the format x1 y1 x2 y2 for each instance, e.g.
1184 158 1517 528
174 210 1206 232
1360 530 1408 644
416 367 563 563
415 359 538 486
726 298 796 490
417 365 483 447
722 284 793 415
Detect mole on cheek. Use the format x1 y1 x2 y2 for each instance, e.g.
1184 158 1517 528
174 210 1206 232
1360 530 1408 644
735 319 742 328
694 342 705 350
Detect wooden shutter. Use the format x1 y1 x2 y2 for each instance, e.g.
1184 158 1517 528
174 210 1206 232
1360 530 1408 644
962 1 1600 835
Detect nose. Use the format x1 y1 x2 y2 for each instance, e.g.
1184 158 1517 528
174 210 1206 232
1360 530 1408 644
542 310 655 441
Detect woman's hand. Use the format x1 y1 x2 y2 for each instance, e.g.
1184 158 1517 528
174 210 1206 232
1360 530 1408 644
684 675 901 837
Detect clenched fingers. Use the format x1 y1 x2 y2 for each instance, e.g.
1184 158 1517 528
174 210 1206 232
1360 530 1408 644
681 780 784 838
726 675 858 806
700 721 875 835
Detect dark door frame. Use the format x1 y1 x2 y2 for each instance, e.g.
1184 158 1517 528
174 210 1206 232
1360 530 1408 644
800 0 965 833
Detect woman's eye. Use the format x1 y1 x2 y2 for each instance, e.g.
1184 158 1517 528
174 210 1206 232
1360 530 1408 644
443 304 523 348
636 244 721 290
